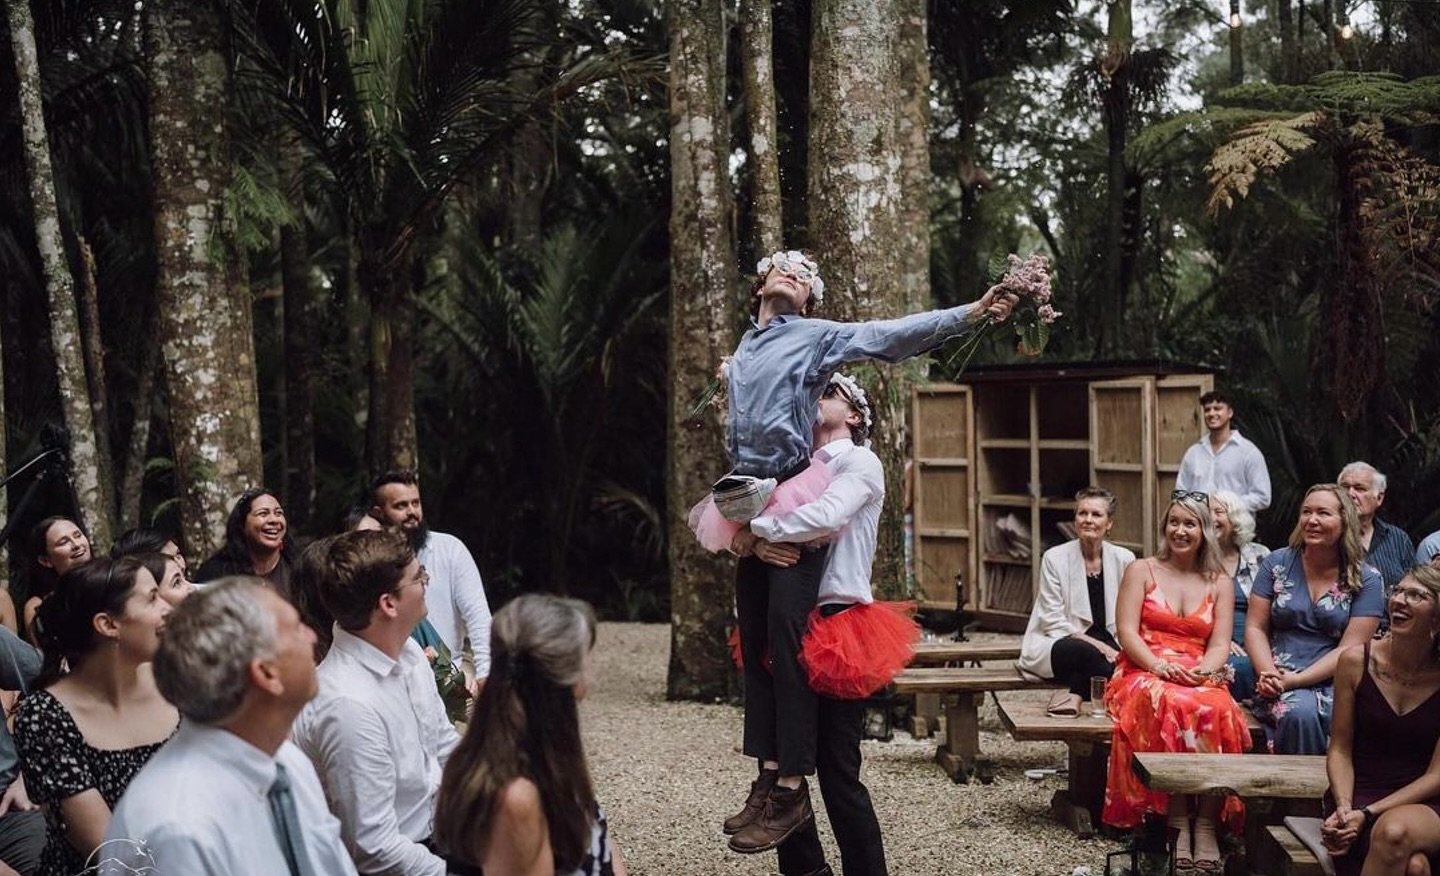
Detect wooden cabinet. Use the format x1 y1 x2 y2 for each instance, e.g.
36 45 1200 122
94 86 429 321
911 366 1213 629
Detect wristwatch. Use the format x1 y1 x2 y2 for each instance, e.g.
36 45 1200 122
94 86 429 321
1360 806 1376 827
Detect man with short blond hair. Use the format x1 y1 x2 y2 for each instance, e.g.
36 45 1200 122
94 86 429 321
292 529 460 876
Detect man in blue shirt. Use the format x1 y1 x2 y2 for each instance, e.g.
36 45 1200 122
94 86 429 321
1418 530 1440 567
1339 461 1415 593
719 250 1017 855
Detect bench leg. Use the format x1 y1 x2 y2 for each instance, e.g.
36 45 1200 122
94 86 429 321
1049 741 1108 839
912 693 940 738
1242 797 1323 876
935 693 981 783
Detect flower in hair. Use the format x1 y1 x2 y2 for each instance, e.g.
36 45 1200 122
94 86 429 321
828 372 873 432
756 250 825 304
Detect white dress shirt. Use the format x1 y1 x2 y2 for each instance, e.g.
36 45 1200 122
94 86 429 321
103 721 357 876
751 438 884 605
418 531 493 677
1175 428 1272 512
292 628 461 876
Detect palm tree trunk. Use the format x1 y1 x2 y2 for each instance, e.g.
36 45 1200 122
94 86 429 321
6 0 113 548
1229 0 1244 85
1100 0 1133 357
145 0 263 557
280 132 316 530
119 334 161 532
666 0 740 702
1278 0 1296 83
740 0 783 256
362 247 419 476
808 0 917 598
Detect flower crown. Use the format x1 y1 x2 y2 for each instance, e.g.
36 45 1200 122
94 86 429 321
828 372 872 432
756 251 825 304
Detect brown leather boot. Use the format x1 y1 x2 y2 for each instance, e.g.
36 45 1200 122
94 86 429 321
727 779 814 854
722 769 777 834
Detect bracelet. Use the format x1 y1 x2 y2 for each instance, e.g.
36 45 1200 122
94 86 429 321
1361 806 1375 828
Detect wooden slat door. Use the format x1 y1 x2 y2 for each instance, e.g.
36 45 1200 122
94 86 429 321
911 384 974 609
1153 374 1214 518
1089 378 1155 555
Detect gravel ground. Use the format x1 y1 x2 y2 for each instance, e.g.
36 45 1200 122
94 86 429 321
583 623 1125 876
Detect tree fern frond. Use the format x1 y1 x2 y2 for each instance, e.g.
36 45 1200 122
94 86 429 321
1205 111 1326 215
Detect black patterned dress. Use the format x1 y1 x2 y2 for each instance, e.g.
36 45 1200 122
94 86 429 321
13 690 174 876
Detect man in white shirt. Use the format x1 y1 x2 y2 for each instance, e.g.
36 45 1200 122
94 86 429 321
103 578 357 876
729 372 887 876
1175 390 1271 513
370 470 492 680
292 530 460 876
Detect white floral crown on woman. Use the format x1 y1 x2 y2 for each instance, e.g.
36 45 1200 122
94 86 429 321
828 372 872 432
756 251 825 303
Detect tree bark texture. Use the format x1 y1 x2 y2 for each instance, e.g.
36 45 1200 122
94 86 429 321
666 0 740 702
76 238 118 527
362 247 419 477
807 0 918 599
119 336 161 532
280 133 316 530
740 0 783 256
145 0 263 557
1278 0 1296 83
6 0 114 548
1228 1 1244 85
1099 0 1133 358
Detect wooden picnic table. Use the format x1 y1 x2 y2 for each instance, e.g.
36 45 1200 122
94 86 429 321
996 692 1112 837
909 640 1022 665
891 667 1057 782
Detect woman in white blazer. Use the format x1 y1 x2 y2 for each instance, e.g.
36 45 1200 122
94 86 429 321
1018 487 1137 715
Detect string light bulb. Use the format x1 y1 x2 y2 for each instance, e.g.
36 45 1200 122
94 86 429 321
1229 11 1241 27
1339 22 1354 39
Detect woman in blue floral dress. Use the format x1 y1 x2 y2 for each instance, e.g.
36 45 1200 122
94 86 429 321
1244 484 1384 754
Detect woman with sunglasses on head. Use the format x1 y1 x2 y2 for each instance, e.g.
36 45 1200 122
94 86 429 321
1246 484 1384 756
1322 565 1440 876
687 250 1020 852
1102 491 1251 873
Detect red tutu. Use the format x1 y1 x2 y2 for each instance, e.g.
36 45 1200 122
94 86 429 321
800 601 920 699
687 461 833 553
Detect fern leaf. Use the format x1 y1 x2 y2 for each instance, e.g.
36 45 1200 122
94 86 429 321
1205 111 1325 215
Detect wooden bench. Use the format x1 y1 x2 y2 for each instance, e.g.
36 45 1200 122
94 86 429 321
1132 752 1327 875
890 666 1058 782
996 692 1113 837
1261 821 1331 876
905 640 1023 739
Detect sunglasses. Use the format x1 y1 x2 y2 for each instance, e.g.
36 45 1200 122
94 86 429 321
770 253 818 285
1171 490 1210 504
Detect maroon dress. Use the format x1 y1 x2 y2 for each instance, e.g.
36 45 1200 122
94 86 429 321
1332 644 1440 876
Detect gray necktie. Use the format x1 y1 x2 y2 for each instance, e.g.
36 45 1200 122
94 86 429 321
268 763 317 876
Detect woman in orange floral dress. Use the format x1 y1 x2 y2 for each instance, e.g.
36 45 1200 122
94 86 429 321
1103 492 1252 873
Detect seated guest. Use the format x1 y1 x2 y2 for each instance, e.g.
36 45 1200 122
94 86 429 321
14 558 176 876
1102 492 1251 873
1417 529 1440 567
1338 461 1415 595
292 536 340 661
1018 487 1136 716
1209 490 1270 702
22 517 91 645
110 527 187 577
103 579 357 875
1322 565 1440 876
0 626 45 875
435 594 626 876
135 552 195 607
0 589 16 635
292 530 460 876
193 488 296 599
1246 484 1384 754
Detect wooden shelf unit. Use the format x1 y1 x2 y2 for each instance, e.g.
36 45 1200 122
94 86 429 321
911 367 1213 628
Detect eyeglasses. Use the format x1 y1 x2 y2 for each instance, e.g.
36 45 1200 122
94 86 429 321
822 383 854 403
771 253 818 285
1390 586 1435 606
393 565 430 594
1171 490 1210 504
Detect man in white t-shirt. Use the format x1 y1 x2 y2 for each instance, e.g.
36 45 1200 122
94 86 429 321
371 470 493 680
1175 390 1271 513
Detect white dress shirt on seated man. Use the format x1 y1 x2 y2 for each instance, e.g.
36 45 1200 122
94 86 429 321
750 437 883 604
103 721 357 876
419 531 493 677
292 627 461 876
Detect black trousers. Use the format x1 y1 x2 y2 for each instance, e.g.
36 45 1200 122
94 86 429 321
735 549 828 776
1050 634 1117 699
776 695 888 876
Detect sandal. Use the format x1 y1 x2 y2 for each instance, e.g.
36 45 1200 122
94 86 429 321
1046 690 1081 718
1192 816 1222 872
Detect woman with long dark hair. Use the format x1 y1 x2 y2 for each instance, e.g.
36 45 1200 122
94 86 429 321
21 516 92 645
193 488 297 599
435 594 625 876
13 557 177 876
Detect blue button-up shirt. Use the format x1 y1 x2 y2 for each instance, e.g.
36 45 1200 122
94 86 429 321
725 305 980 476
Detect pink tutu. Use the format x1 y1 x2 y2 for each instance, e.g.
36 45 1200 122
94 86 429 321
687 461 833 552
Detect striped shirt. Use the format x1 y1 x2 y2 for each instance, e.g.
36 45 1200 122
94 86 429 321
1365 517 1416 593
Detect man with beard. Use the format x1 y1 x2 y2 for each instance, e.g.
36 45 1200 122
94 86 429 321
370 470 493 682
